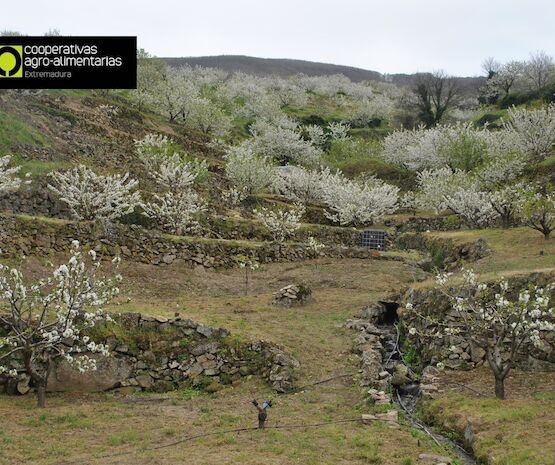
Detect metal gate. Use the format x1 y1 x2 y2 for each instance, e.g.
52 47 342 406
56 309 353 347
359 229 386 250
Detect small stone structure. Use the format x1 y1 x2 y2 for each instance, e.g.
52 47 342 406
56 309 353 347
272 284 312 307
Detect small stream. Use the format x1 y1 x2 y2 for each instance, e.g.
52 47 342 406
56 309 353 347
374 304 477 465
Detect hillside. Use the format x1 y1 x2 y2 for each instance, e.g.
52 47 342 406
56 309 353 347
163 55 485 94
163 55 384 81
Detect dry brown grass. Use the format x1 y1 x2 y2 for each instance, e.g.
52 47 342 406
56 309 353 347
0 258 450 465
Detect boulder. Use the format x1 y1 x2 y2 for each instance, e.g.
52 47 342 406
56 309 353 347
48 355 133 392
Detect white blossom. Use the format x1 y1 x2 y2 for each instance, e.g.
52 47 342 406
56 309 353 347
48 165 141 221
254 204 305 243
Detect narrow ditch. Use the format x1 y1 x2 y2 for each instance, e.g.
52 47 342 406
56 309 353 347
350 300 478 465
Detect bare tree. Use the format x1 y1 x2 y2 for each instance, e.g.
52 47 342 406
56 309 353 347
482 57 501 79
413 71 460 127
524 50 555 90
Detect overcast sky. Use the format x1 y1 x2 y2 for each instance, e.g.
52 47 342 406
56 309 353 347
3 0 554 76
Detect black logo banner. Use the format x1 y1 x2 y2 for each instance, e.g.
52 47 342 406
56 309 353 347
0 36 137 89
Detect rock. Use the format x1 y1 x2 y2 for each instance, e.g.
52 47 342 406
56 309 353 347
48 355 133 392
162 254 176 264
272 283 312 307
360 303 386 322
390 364 413 387
135 374 154 389
196 325 213 338
16 376 31 395
191 341 220 356
418 453 452 464
360 349 383 386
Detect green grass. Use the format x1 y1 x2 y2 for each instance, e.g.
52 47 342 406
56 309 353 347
422 393 555 465
429 227 555 277
0 108 47 150
12 155 72 177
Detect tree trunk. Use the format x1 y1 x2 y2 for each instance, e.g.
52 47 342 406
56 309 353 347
36 381 47 408
544 230 551 240
494 376 505 400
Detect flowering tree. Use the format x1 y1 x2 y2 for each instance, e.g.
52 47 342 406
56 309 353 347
516 185 555 240
321 172 399 226
504 104 555 162
327 122 351 141
130 49 166 111
152 155 208 191
274 166 332 204
149 66 200 122
236 254 260 296
137 138 208 234
409 269 554 399
187 98 232 137
350 95 394 127
488 61 524 96
254 204 305 243
222 188 248 208
0 155 22 194
249 120 322 167
143 190 206 235
303 125 327 148
48 165 141 221
306 236 325 258
413 167 470 213
0 241 120 407
443 187 499 229
224 144 277 196
382 126 443 170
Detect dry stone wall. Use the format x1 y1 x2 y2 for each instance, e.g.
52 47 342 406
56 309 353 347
0 312 300 396
0 214 407 269
398 272 555 371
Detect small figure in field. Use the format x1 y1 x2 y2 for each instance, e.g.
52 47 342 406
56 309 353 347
252 399 272 429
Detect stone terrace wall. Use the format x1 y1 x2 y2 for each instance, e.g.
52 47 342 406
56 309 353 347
0 313 300 396
0 214 405 269
397 272 555 371
204 216 361 247
395 232 491 271
0 181 72 219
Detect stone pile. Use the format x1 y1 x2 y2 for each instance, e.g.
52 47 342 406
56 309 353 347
272 284 312 307
367 388 390 405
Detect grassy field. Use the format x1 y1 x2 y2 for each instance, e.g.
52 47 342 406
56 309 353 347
421 368 555 465
0 257 455 465
430 227 555 278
